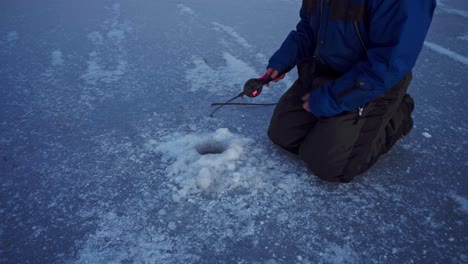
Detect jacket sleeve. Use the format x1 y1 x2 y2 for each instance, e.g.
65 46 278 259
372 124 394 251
308 0 436 118
267 8 316 73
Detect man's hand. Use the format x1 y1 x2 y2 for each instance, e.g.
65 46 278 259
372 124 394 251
265 68 285 87
302 93 311 112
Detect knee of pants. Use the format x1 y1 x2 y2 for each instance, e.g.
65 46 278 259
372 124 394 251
309 164 354 183
300 149 353 183
267 124 296 152
307 160 347 183
267 126 279 145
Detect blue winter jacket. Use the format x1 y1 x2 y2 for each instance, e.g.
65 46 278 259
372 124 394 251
267 0 436 117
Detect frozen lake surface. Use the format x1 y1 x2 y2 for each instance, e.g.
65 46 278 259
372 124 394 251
1 0 467 263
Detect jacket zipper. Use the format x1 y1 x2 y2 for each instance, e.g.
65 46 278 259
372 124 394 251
354 106 364 124
353 21 367 123
315 0 325 64
353 21 367 52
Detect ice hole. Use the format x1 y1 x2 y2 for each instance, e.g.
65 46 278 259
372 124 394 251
195 140 227 155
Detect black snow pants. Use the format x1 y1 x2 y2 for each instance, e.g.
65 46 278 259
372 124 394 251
268 59 414 183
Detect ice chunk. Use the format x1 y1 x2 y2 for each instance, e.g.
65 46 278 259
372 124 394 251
168 222 176 230
422 132 432 138
198 168 213 190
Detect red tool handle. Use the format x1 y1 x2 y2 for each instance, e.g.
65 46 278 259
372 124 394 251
244 71 285 98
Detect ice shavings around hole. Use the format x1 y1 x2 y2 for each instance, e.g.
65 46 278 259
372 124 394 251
152 128 265 201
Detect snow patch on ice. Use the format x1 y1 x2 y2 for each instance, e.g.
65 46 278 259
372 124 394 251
321 243 360 263
105 14 131 44
88 31 104 45
449 193 468 215
186 52 257 92
81 51 127 85
177 4 195 15
51 50 64 66
458 33 468 42
6 31 19 43
256 53 268 62
185 57 214 91
212 22 252 49
112 3 121 15
72 211 200 264
150 128 265 201
107 21 131 44
436 0 468 18
424 41 468 66
41 50 66 79
81 3 132 88
107 28 126 43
